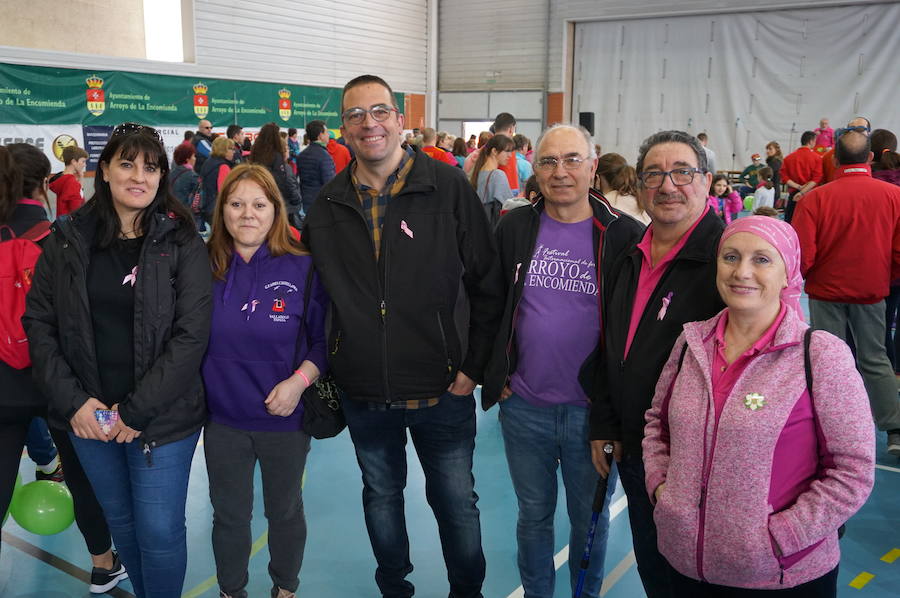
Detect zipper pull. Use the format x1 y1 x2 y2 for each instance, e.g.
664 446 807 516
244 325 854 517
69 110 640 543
380 300 386 320
143 442 154 466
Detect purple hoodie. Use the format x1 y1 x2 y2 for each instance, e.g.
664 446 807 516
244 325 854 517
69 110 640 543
202 243 329 432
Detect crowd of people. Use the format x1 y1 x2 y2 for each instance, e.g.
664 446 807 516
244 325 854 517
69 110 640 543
1 73 899 598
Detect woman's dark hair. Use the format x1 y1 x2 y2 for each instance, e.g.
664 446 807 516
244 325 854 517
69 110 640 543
5 143 50 219
91 124 195 248
871 129 900 171
0 146 25 224
469 134 513 188
250 122 282 168
451 137 468 158
595 153 638 197
524 175 541 201
711 173 730 197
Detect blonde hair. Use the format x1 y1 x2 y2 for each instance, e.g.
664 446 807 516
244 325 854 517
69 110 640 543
207 163 306 280
211 136 234 159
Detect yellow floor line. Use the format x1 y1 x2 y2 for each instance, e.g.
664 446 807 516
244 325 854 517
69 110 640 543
882 548 900 564
848 572 874 589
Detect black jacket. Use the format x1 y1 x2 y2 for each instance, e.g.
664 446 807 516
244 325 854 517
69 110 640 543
268 154 302 213
191 132 214 173
199 156 232 223
23 205 212 452
302 147 505 403
482 190 645 410
297 143 335 210
587 209 725 457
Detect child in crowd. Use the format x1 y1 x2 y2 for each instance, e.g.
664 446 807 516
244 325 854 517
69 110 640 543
707 174 743 224
49 145 88 217
752 166 776 211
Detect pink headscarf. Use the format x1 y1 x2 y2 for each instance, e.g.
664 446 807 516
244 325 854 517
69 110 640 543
718 216 804 319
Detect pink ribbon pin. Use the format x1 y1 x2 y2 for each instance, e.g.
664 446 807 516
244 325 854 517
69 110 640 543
400 220 414 239
657 292 673 321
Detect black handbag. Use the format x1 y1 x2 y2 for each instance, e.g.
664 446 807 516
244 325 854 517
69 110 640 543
295 265 346 439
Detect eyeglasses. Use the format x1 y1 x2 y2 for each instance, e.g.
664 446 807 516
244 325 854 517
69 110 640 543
835 125 871 139
112 122 164 145
534 155 587 171
638 168 705 189
341 104 399 126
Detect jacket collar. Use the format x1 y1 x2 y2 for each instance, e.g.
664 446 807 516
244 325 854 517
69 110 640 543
684 302 808 357
835 163 872 179
327 145 436 208
59 202 177 247
631 208 724 264
527 188 621 228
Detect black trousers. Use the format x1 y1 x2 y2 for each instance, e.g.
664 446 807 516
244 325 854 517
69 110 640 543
668 563 838 597
1 406 112 555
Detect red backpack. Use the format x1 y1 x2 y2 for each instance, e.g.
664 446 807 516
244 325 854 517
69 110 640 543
0 220 51 369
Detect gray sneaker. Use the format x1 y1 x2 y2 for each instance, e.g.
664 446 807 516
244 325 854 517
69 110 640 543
888 430 900 457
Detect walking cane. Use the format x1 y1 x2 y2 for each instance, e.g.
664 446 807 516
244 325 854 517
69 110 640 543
573 442 615 598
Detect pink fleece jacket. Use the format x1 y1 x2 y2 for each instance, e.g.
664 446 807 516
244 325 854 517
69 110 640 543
643 307 874 589
707 191 743 224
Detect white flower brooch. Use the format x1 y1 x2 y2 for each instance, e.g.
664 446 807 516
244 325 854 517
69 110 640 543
743 393 766 411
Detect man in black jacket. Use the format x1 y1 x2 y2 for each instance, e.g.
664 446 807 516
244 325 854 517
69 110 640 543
297 119 335 217
482 124 643 597
588 131 725 598
302 75 504 598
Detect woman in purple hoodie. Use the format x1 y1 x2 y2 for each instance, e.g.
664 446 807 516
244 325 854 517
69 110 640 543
643 216 874 596
202 163 328 598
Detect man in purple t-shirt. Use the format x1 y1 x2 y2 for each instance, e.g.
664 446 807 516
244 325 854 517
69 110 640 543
483 124 643 598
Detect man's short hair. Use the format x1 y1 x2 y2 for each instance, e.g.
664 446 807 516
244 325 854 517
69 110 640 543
635 131 708 175
534 124 597 160
836 130 871 165
183 130 194 141
697 132 709 142
800 131 816 146
493 112 517 133
226 124 243 140
513 134 529 151
341 75 397 112
421 127 437 144
61 145 88 166
305 120 327 141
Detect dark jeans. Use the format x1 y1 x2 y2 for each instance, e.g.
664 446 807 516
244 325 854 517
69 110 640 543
668 563 838 597
885 284 900 372
342 392 485 598
783 191 800 224
204 421 311 597
25 416 57 466
0 407 111 557
617 453 673 598
71 430 200 598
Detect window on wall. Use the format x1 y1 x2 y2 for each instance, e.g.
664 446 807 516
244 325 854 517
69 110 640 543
144 0 185 62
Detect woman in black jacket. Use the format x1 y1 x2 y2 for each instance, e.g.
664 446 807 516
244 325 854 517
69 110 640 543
251 122 302 227
23 124 212 598
0 144 128 593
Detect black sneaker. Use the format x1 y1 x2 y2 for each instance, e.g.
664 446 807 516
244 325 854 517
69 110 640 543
35 462 65 483
90 551 128 594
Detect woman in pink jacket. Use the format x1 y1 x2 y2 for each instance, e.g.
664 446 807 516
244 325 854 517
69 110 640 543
707 174 744 224
643 216 874 596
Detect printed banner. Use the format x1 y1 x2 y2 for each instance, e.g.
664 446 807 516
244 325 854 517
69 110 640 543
0 124 86 170
0 63 401 129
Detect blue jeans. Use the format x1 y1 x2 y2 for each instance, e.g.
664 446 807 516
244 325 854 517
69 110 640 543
26 417 57 467
499 393 616 598
71 431 200 598
342 392 485 598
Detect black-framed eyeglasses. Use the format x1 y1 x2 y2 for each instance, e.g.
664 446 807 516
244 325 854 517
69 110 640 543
534 155 587 171
835 125 871 140
638 168 705 189
341 104 399 126
111 122 164 145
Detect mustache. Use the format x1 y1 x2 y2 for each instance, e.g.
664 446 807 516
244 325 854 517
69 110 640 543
652 192 687 204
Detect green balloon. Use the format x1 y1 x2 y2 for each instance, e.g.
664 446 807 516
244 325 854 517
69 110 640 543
744 196 754 211
10 480 75 535
3 473 23 527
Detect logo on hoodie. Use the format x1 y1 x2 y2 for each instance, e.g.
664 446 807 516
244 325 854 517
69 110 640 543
270 298 290 323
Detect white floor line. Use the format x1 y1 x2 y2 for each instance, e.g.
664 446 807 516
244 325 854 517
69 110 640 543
505 494 630 598
876 463 900 473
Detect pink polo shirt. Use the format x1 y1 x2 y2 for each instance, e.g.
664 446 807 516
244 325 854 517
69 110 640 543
623 207 709 358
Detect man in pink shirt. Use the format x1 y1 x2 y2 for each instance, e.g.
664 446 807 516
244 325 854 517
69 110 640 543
586 130 725 598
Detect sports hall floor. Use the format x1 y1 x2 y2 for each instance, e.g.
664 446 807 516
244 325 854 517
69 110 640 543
2 300 899 597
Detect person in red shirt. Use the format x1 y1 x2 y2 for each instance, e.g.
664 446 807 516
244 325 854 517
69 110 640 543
420 127 457 166
781 131 822 224
326 132 352 173
49 145 88 216
792 129 900 456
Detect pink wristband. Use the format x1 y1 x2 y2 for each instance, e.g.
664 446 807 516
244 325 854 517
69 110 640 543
295 369 311 387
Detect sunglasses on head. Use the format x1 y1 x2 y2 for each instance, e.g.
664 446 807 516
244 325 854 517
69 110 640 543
111 122 164 145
